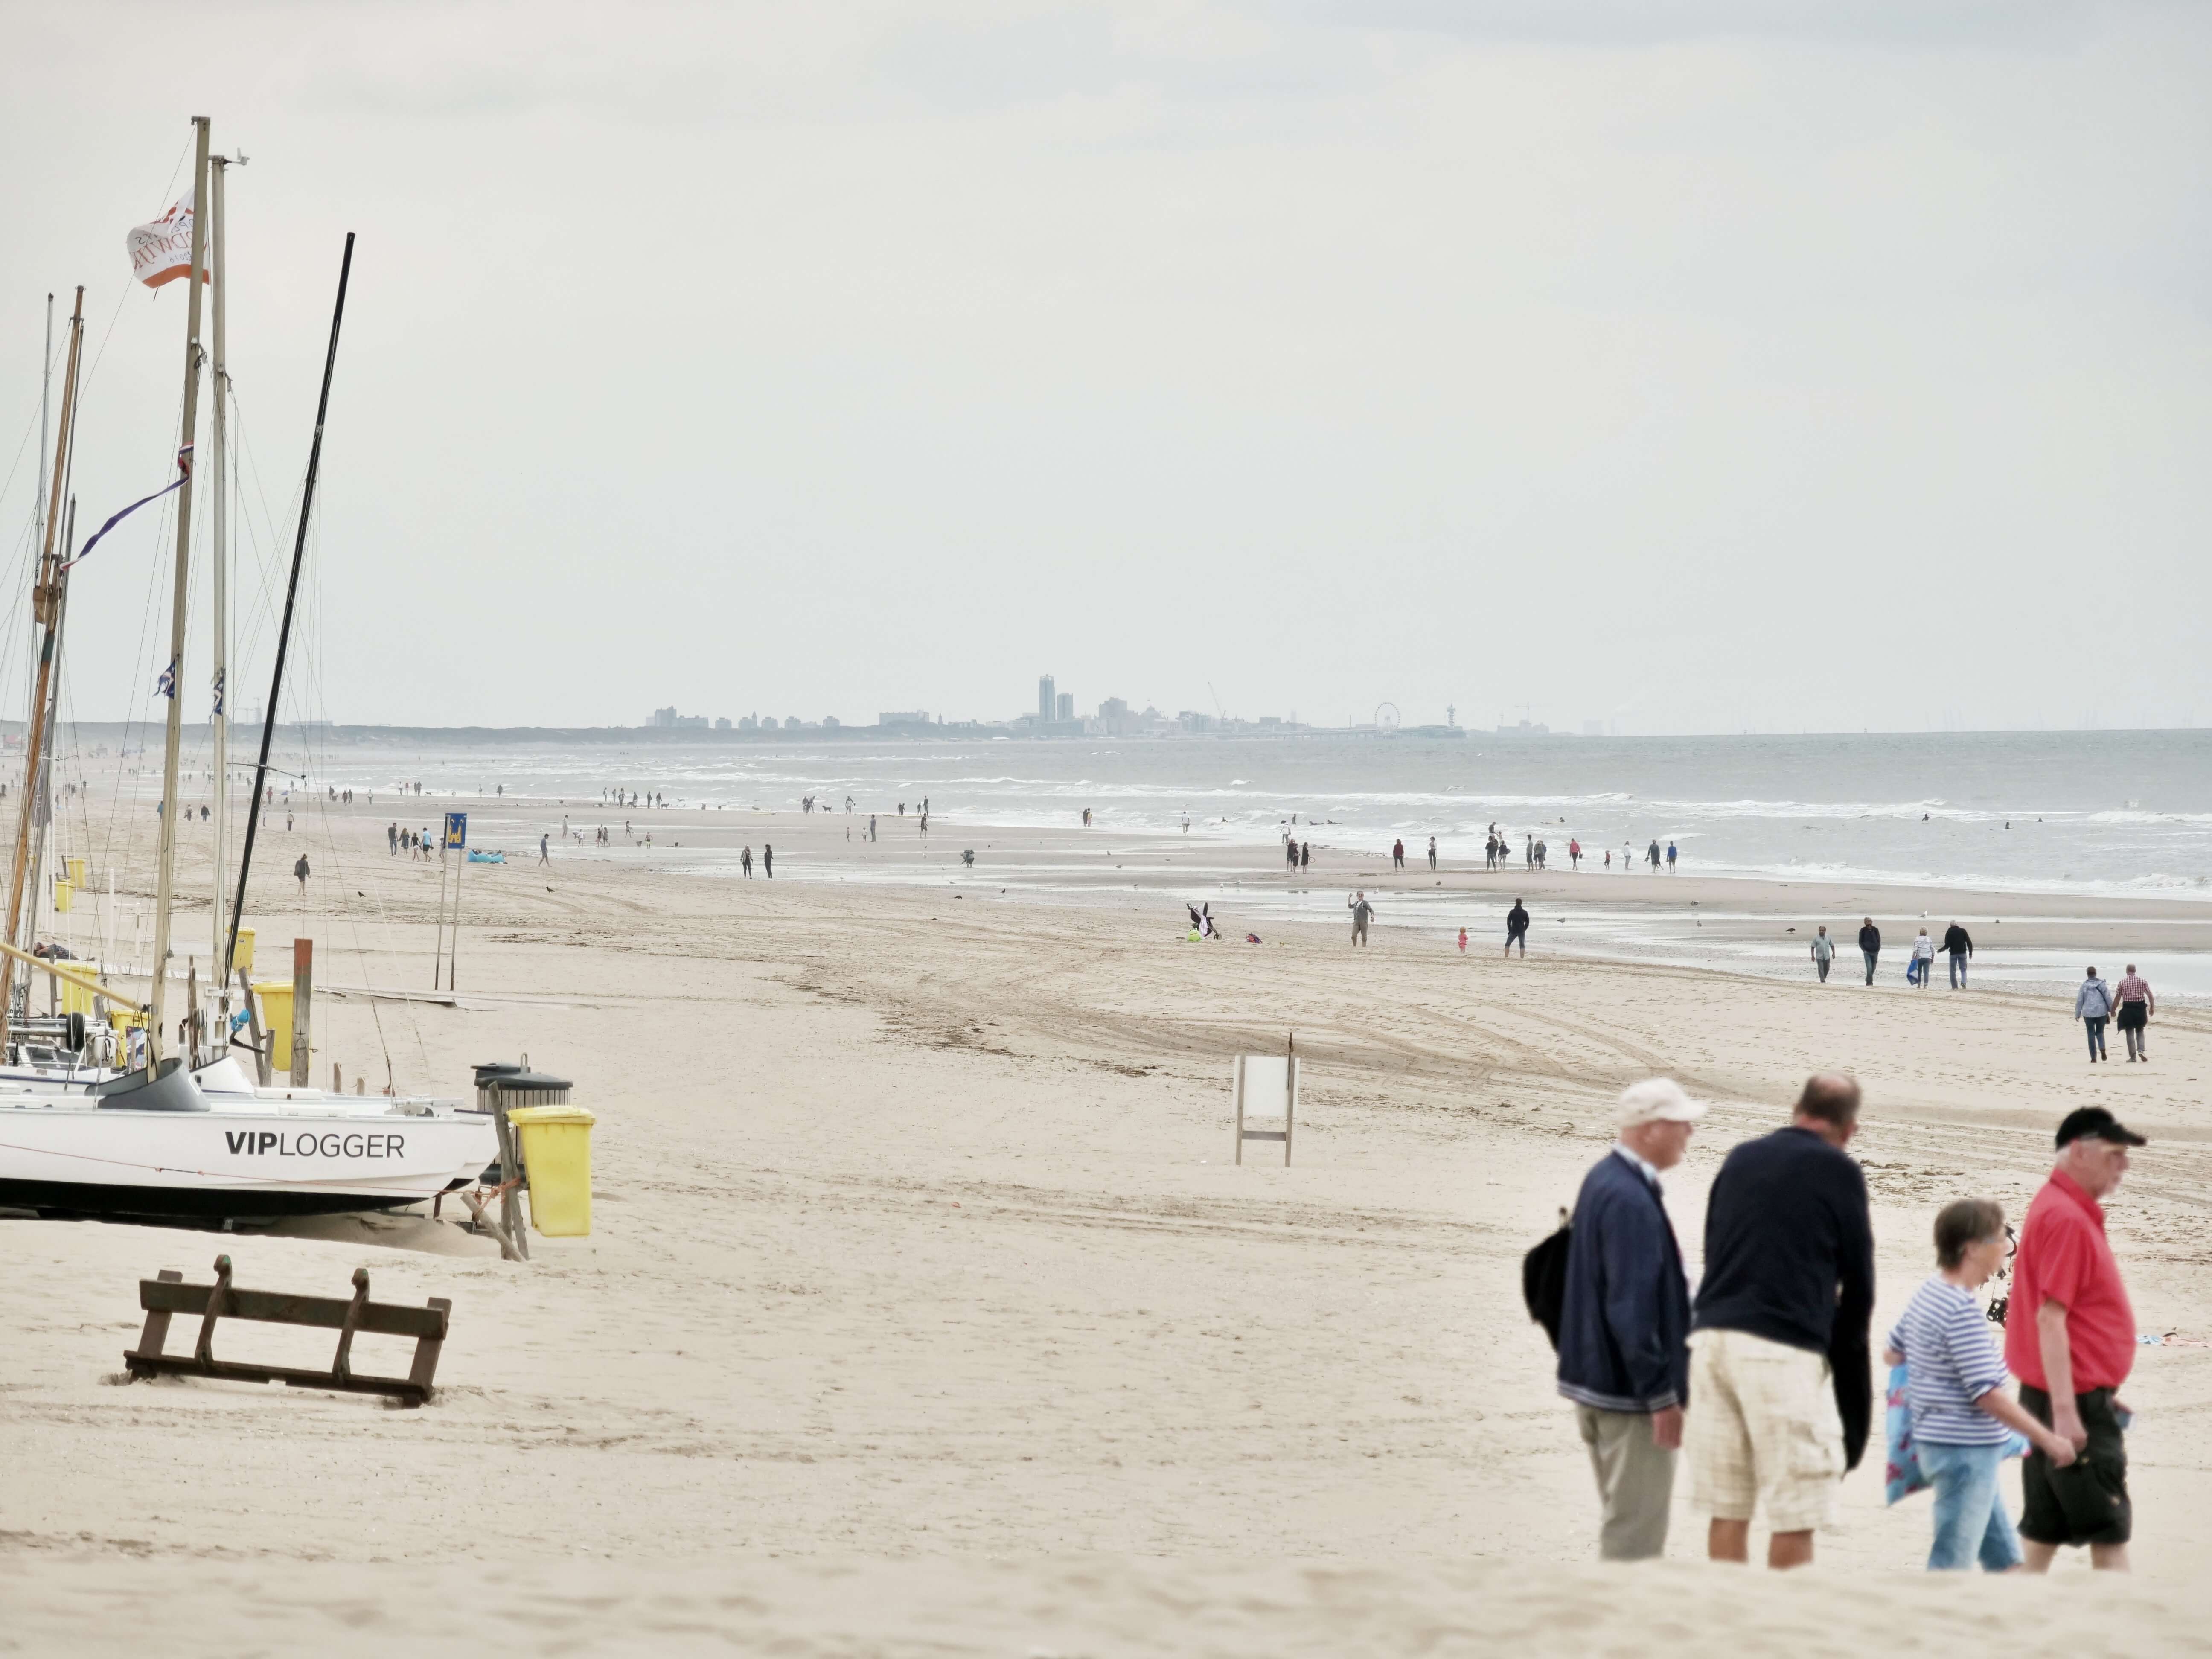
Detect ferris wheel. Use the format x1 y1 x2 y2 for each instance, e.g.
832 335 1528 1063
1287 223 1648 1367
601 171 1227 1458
1374 703 1400 732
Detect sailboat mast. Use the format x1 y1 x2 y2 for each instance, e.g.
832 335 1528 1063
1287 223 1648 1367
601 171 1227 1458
0 286 85 1055
146 116 212 1071
210 154 231 998
226 233 353 983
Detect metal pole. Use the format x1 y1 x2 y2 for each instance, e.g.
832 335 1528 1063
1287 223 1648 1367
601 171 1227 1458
449 833 464 991
26 499 75 977
226 233 353 979
0 288 84 1057
147 116 212 1071
210 155 232 999
433 836 449 988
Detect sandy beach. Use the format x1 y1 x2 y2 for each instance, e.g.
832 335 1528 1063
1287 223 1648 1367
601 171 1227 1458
6 797 2212 1654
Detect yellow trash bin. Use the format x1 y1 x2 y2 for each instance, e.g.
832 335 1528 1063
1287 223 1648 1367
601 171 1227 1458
67 856 87 889
253 981 295 1072
52 878 71 914
233 926 256 975
507 1103 596 1237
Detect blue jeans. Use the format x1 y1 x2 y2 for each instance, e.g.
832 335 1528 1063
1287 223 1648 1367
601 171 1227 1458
1948 952 1968 988
2085 1016 2107 1060
1919 1441 2023 1571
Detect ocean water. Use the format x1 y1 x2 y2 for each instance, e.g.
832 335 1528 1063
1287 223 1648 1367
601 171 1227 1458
282 728 2212 1002
328 729 2212 905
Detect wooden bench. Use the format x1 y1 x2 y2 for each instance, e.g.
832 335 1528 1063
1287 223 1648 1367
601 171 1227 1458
124 1254 451 1407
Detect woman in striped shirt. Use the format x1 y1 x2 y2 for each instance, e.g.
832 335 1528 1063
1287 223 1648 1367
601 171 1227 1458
1884 1199 2078 1570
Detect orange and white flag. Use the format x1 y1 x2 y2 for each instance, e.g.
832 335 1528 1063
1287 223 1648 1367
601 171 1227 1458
127 189 203 288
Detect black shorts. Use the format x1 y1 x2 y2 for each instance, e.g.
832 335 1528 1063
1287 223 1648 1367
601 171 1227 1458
2019 1384 2131 1547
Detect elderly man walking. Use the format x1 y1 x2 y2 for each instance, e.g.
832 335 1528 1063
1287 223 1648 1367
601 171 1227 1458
1557 1079 1703 1560
1685 1074 1875 1569
2010 1106 2145 1572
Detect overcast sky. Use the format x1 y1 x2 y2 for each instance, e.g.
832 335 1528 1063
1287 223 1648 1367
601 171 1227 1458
2 1 2206 734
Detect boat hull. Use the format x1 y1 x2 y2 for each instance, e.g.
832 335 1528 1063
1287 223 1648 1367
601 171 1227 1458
0 1103 497 1220
0 1176 446 1218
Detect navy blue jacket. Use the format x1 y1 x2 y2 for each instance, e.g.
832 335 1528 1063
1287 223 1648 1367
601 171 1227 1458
1556 1148 1691 1414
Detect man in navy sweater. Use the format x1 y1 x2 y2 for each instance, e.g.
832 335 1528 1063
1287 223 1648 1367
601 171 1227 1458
1686 1074 1875 1569
1557 1077 1704 1560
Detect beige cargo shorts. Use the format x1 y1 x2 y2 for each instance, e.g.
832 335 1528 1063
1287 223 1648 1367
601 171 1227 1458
1685 1327 1844 1533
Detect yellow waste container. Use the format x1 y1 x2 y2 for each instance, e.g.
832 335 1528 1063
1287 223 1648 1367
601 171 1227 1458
253 980 295 1071
62 972 94 1018
507 1103 597 1237
52 878 71 914
67 856 87 889
233 926 255 975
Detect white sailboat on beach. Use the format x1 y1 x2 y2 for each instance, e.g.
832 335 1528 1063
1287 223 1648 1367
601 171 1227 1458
0 116 495 1220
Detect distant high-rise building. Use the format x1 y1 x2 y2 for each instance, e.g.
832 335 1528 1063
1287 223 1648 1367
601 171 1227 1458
715 716 731 731
1056 692 1073 723
1100 697 1129 721
648 706 678 728
1038 675 1056 721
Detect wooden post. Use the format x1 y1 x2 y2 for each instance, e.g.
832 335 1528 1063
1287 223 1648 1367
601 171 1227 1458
289 937 312 1087
492 1106 530 1260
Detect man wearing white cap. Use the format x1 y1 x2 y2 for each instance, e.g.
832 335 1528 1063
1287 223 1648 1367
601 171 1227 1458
1555 1077 1706 1560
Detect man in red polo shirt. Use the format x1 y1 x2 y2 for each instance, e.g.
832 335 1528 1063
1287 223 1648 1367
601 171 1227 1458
2005 1106 2145 1571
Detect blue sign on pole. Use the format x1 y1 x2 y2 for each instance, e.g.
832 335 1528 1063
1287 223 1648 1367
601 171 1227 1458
443 811 467 850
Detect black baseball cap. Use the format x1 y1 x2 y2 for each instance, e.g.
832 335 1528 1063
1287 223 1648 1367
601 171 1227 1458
2056 1106 2147 1149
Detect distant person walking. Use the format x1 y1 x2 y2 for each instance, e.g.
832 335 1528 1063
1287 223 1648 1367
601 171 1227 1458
539 834 550 867
2076 967 2113 1062
1505 899 1530 958
1648 839 1662 871
2114 965 2153 1061
387 822 398 856
1556 1078 1704 1560
763 844 774 878
1858 918 1881 985
1810 926 1834 982
1457 927 1467 953
294 854 310 896
1686 1075 1874 1570
1392 839 1406 870
2008 1107 2145 1572
1942 921 1973 988
1883 1199 2075 1572
741 847 753 877
1666 841 1678 873
1348 891 1373 946
1569 837 1581 870
1910 928 1936 989
1427 835 1438 870
1299 841 1309 870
